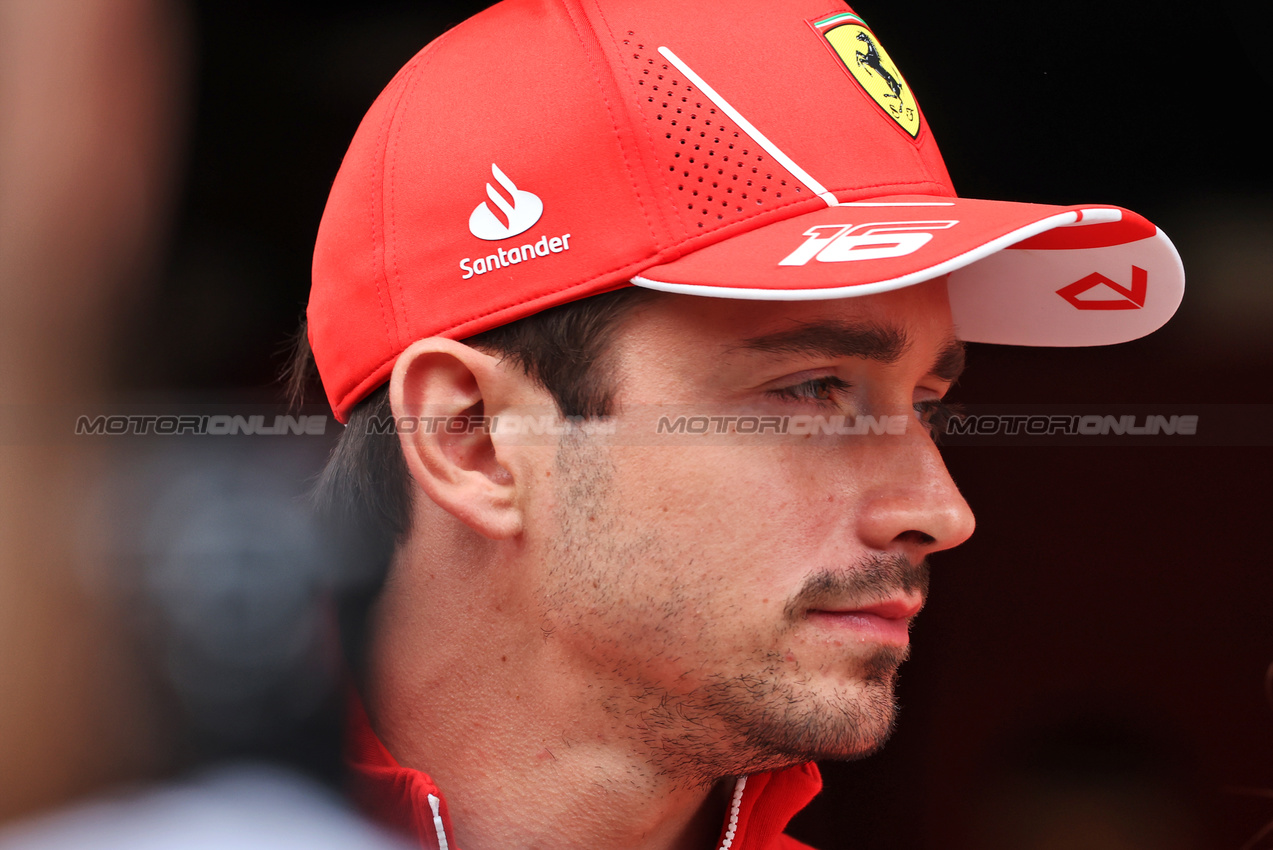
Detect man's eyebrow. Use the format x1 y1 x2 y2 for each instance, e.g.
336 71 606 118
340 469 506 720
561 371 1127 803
737 320 910 365
932 338 966 383
736 321 966 383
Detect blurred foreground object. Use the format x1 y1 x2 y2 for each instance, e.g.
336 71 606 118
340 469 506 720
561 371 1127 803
0 0 187 822
0 763 407 850
0 3 389 842
99 437 359 772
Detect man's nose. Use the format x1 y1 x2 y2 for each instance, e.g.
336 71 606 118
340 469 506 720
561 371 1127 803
854 423 976 557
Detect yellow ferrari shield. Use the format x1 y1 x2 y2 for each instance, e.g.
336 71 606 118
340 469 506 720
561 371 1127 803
821 19 920 138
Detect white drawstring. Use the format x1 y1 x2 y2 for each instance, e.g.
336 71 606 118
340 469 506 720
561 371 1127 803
427 793 450 850
717 775 748 850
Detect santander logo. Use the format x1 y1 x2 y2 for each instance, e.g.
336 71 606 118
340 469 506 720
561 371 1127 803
468 163 543 241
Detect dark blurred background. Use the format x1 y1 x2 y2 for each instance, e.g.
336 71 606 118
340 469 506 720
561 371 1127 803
2 1 1270 848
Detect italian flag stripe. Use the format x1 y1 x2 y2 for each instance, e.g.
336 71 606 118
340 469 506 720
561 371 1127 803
813 12 865 29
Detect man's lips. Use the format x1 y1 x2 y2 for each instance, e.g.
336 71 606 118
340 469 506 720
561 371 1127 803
805 596 924 645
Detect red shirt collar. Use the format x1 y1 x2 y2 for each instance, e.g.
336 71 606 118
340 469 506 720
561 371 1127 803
345 696 822 850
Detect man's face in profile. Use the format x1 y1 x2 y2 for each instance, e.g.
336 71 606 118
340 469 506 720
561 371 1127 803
519 277 975 785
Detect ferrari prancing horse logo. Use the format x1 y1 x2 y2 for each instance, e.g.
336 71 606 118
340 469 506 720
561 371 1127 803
814 13 920 138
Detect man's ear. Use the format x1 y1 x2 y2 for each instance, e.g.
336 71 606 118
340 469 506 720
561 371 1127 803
389 338 522 539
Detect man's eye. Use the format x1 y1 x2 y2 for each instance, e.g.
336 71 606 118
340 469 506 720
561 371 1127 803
914 399 961 441
769 376 852 405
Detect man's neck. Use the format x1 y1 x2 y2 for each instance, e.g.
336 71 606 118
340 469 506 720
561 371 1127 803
365 572 740 850
366 674 737 850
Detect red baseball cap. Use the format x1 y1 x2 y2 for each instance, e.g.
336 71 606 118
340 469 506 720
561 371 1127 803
310 0 1184 422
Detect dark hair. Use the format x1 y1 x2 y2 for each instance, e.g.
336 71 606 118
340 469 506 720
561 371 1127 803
286 286 661 672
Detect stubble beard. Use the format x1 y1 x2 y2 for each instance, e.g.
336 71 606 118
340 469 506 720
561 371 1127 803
543 436 928 788
696 560 925 770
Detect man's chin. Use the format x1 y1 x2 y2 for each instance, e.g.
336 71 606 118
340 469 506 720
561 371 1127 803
647 646 909 782
766 645 909 763
809 687 900 761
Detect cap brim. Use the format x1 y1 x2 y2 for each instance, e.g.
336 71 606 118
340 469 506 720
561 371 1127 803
632 195 1184 347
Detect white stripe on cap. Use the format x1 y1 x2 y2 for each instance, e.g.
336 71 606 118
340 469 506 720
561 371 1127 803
658 46 841 207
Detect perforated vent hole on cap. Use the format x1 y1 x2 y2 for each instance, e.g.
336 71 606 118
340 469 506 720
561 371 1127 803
624 38 801 229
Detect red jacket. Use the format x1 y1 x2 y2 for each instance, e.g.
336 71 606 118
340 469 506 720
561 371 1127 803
346 699 822 850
